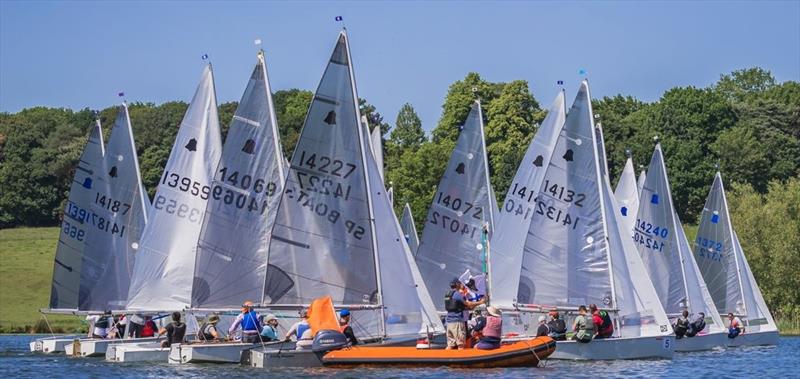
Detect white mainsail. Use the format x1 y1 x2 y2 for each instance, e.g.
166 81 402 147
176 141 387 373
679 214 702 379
49 121 105 310
490 91 565 307
613 157 639 235
634 144 724 331
191 51 286 308
494 81 671 339
79 103 150 311
415 101 497 311
595 122 610 181
693 172 776 331
126 64 223 311
263 31 442 339
400 203 420 256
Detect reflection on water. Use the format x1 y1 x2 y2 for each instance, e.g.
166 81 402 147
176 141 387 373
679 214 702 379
1 335 797 378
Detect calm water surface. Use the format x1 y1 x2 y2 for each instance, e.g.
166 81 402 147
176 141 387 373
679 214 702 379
1 335 797 378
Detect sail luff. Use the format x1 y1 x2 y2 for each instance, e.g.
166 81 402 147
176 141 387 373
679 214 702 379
475 100 496 231
342 30 386 337
123 103 150 225
260 50 287 186
637 169 646 196
585 81 618 313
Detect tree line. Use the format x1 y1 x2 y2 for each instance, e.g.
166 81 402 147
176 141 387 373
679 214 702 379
0 67 797 316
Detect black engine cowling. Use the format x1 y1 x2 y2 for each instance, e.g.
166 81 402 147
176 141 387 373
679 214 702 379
312 329 349 353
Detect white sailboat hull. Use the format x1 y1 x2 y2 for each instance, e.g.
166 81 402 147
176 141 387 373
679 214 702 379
725 330 779 347
674 332 727 352
30 336 80 353
168 342 260 364
247 344 324 368
105 341 169 362
551 335 674 360
66 337 160 357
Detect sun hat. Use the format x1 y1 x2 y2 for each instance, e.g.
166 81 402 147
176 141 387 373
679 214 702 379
208 314 220 324
538 315 546 323
487 306 502 317
263 314 277 322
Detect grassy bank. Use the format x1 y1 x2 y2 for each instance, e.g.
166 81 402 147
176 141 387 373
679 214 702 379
0 226 796 335
0 227 85 333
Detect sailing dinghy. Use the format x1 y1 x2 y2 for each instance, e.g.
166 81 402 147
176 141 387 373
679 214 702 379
491 82 674 360
693 172 779 347
166 49 289 365
31 120 104 354
63 103 157 357
415 100 497 311
635 144 726 351
105 64 222 362
248 30 443 369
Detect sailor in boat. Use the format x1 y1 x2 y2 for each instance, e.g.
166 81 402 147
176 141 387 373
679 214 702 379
536 315 550 337
157 312 187 348
685 312 706 337
197 314 222 342
572 305 596 343
259 314 280 342
672 310 690 339
473 306 503 350
338 309 359 346
284 308 313 350
727 313 744 339
228 301 262 343
589 304 614 339
445 277 486 350
113 315 127 339
467 309 486 347
86 311 114 339
141 316 156 337
547 311 567 341
127 314 145 338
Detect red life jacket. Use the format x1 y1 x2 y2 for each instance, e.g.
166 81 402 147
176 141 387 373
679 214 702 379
141 320 156 337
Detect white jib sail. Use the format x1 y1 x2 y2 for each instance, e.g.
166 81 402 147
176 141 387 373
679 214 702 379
613 157 639 236
191 51 286 308
415 101 497 311
50 120 105 310
635 143 724 331
126 64 223 311
400 203 420 256
490 91 566 308
637 169 646 196
370 122 384 181
79 103 150 311
693 172 776 331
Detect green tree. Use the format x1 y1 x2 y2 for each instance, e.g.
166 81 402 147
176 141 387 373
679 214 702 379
389 103 425 150
273 89 313 158
711 126 770 192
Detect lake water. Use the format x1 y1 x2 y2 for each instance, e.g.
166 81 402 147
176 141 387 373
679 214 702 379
1 335 797 378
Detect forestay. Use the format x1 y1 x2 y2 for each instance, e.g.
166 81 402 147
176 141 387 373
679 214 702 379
192 52 286 308
49 121 105 310
416 101 496 311
635 144 723 331
613 157 639 236
126 65 223 311
79 104 150 311
400 203 420 256
693 173 776 331
490 91 565 307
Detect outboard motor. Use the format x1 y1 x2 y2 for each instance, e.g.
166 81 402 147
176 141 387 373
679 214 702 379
312 329 349 355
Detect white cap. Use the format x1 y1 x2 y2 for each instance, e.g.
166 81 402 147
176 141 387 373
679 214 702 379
538 315 546 323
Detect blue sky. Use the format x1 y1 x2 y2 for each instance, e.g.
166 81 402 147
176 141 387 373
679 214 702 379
1 1 798 132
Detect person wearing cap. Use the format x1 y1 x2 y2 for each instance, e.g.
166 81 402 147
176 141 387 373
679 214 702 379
572 305 595 343
338 309 358 345
536 315 550 337
228 301 262 343
260 314 280 342
285 308 314 350
198 314 222 342
445 277 485 350
546 311 567 341
474 306 503 350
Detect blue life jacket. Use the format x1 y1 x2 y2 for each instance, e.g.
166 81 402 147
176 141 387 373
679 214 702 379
242 311 261 332
296 321 310 339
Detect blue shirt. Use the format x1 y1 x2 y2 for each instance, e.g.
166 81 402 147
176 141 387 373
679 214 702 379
260 325 278 341
445 291 466 323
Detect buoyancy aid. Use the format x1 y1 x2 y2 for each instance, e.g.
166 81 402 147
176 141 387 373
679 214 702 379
482 316 502 339
296 321 311 340
242 311 261 332
444 290 465 313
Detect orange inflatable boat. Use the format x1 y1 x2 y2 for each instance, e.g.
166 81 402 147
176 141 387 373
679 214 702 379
321 337 556 368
